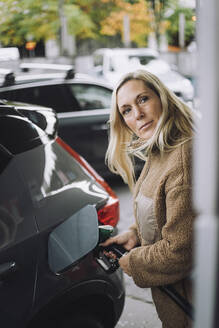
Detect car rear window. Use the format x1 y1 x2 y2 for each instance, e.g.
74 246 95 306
69 84 112 110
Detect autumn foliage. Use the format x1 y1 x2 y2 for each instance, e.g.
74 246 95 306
100 0 153 46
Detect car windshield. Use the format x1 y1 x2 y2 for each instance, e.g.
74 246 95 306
128 55 157 65
110 55 130 72
110 54 157 72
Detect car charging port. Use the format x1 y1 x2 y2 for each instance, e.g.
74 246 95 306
95 225 128 273
96 247 120 273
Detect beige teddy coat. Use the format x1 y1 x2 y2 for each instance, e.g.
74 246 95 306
126 140 195 328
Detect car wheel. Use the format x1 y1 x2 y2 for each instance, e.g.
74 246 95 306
61 313 105 328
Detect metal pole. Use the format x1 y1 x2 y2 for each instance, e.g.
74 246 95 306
194 0 219 327
179 13 185 49
58 0 65 56
123 14 131 48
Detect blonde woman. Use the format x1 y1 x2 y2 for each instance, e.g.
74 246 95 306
101 69 196 328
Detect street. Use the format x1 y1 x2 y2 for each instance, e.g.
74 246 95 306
109 179 162 328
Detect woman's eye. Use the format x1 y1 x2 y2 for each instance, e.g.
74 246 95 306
139 96 148 104
122 108 131 116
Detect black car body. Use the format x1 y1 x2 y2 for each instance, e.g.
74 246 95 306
0 65 113 178
0 99 124 328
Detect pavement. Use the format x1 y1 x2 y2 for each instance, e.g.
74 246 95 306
116 275 162 328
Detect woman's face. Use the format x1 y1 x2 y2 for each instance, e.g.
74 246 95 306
117 79 162 140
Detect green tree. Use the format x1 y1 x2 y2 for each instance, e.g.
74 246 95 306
0 0 57 46
165 6 196 47
0 0 196 51
147 0 178 46
73 0 117 39
0 0 96 46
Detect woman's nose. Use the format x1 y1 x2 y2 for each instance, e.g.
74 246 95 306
133 106 144 119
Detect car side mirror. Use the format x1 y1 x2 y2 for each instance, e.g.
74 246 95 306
48 205 99 273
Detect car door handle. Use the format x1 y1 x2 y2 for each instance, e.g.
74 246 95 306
0 261 17 280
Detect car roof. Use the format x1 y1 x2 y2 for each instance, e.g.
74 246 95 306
0 63 113 90
0 75 113 92
0 47 20 61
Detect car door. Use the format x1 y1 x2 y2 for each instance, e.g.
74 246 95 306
0 149 38 328
57 83 112 177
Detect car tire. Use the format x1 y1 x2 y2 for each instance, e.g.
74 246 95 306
61 313 105 328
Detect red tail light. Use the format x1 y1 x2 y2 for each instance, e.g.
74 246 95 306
56 137 120 227
97 197 119 227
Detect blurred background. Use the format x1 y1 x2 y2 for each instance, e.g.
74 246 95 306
0 0 197 84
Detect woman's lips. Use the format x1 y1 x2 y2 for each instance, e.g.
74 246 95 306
139 121 153 131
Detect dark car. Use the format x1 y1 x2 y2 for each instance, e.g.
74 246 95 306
0 64 113 178
0 99 125 328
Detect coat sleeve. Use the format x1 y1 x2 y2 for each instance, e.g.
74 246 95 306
128 185 196 288
128 223 141 246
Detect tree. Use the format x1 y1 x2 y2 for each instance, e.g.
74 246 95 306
0 0 96 46
0 0 196 51
165 6 196 47
0 0 57 46
121 0 178 48
73 0 118 38
147 0 176 47
100 0 153 47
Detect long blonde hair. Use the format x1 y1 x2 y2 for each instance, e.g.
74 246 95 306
105 69 194 190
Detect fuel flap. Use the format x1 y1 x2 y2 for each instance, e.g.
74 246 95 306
48 204 99 273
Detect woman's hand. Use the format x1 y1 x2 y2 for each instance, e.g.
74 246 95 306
100 229 138 251
119 254 132 276
100 229 138 277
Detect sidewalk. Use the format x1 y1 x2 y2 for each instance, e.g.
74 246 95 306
116 275 162 328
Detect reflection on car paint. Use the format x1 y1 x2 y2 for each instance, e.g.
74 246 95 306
40 180 107 200
0 160 36 249
26 142 108 203
0 204 23 248
19 106 58 138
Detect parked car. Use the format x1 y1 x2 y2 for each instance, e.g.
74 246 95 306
0 47 21 72
91 48 194 104
0 99 125 328
0 64 113 178
143 58 194 103
0 47 20 62
91 47 159 86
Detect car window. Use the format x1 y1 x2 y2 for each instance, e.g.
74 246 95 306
93 54 103 67
69 84 112 110
128 55 157 65
0 84 74 112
